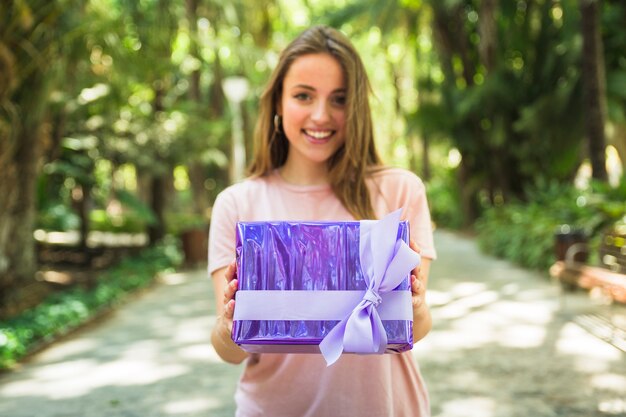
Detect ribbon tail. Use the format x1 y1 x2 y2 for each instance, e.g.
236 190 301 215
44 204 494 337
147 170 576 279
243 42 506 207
378 240 421 293
372 309 388 354
319 317 349 367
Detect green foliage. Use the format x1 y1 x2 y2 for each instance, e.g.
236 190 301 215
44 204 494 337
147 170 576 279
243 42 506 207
89 210 146 233
475 179 626 270
165 211 209 236
426 168 464 230
36 203 81 231
114 189 157 225
0 239 182 370
37 188 156 233
440 0 585 196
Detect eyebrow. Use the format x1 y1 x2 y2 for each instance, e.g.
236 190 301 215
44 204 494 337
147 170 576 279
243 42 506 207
291 84 346 94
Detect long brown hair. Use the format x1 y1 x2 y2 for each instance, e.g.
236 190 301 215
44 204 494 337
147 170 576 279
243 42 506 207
247 25 382 219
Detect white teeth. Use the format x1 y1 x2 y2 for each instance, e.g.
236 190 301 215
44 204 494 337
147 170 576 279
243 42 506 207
305 130 333 139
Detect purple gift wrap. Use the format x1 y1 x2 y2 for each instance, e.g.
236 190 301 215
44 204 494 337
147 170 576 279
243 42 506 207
232 209 421 365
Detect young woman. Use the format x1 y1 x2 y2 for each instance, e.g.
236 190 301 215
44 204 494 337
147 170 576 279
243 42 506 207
208 25 436 417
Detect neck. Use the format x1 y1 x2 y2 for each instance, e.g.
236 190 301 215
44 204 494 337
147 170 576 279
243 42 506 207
279 158 330 186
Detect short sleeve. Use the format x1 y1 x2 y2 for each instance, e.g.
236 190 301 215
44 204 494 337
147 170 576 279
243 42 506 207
402 175 437 260
371 169 437 260
208 188 239 275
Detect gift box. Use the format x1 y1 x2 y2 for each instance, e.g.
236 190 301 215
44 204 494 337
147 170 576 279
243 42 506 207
232 210 420 365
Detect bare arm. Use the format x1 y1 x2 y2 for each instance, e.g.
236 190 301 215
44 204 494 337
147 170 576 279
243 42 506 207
409 240 433 343
210 260 249 364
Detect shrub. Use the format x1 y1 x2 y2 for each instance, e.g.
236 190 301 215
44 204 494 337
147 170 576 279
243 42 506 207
0 238 182 370
475 179 626 270
426 169 464 230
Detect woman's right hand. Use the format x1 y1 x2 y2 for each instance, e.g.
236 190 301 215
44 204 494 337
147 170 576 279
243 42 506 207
221 259 238 331
211 259 248 364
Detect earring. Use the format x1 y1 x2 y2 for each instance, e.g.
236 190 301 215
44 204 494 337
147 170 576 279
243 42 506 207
273 114 282 134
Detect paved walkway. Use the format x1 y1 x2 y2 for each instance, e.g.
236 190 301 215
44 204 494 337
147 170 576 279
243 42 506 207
0 230 624 417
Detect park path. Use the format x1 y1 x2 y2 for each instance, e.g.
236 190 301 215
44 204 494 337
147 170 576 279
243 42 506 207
0 230 624 417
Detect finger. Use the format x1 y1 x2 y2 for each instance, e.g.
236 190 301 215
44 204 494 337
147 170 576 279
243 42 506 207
417 270 427 287
223 278 238 303
411 274 422 294
412 293 423 308
223 299 235 320
225 259 237 282
409 239 422 254
409 240 421 276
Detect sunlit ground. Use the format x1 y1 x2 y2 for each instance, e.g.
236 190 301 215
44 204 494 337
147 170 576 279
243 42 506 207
418 231 626 417
0 269 243 417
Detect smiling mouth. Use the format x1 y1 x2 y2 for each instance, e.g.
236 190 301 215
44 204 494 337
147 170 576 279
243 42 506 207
303 129 335 141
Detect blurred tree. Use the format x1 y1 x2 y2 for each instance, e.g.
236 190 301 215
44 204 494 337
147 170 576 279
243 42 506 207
603 0 626 172
580 0 608 181
0 1 80 302
324 0 436 178
429 0 586 224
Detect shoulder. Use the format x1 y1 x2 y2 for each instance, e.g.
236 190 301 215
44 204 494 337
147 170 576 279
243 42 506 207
215 175 271 203
366 166 429 217
368 166 426 194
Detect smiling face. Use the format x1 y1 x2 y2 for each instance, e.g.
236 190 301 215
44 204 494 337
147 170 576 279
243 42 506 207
278 53 347 170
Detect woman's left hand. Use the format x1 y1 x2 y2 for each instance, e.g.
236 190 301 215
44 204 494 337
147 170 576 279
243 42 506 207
409 240 427 314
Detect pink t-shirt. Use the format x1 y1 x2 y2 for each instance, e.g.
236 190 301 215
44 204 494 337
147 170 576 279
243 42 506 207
208 167 436 417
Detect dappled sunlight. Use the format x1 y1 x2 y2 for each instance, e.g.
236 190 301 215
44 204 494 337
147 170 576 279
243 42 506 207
1 358 188 399
162 397 222 415
598 398 626 415
32 359 98 380
556 322 622 372
485 299 554 324
436 290 500 319
435 397 496 417
170 316 213 345
0 267 241 416
123 339 163 359
498 324 547 349
448 281 489 298
427 289 453 306
177 343 223 363
423 270 561 353
160 272 189 286
591 372 626 391
35 339 98 363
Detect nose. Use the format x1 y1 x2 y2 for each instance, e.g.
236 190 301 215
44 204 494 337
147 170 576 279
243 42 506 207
311 100 331 123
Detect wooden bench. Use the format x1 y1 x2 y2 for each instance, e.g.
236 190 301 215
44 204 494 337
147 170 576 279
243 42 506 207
550 230 626 352
550 260 626 303
549 230 626 304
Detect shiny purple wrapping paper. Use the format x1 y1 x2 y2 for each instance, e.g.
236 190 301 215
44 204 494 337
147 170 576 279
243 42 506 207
232 220 413 354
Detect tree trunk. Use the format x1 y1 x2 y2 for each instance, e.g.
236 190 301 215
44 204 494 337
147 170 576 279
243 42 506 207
148 84 167 244
188 163 210 217
478 0 498 73
580 0 608 181
0 41 53 304
209 49 226 119
185 0 209 218
458 158 479 228
148 175 166 244
610 123 626 173
422 133 431 181
75 184 91 254
186 0 201 103
0 120 44 303
432 4 483 224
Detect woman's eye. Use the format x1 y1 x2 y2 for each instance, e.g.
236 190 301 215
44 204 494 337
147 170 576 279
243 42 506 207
294 93 311 101
332 95 346 106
